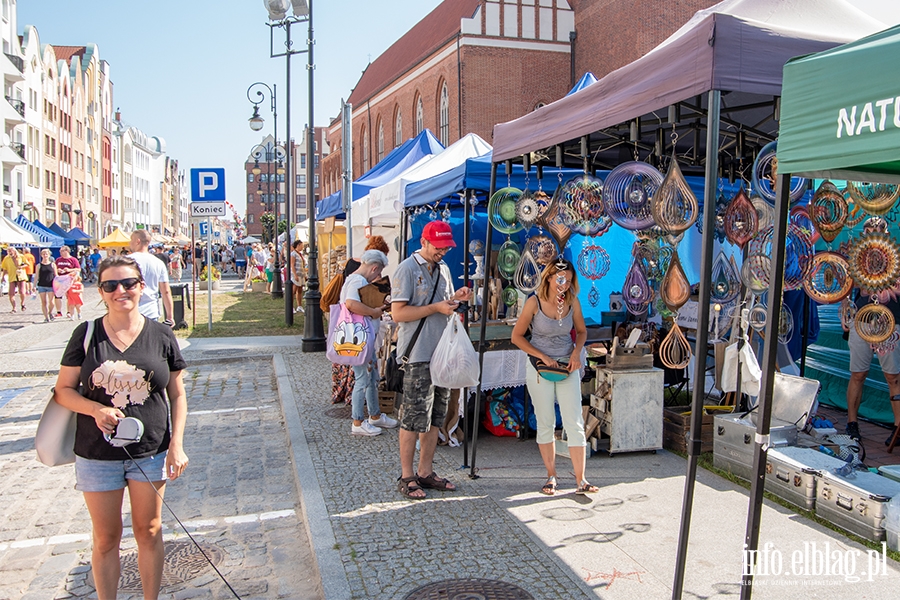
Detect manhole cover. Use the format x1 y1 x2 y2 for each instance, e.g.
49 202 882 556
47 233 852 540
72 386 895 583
324 405 351 418
90 540 225 592
404 578 534 600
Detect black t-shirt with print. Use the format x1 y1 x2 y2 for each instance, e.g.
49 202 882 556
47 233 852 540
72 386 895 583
61 317 187 460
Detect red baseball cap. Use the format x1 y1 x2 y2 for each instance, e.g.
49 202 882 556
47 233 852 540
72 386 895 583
422 220 456 248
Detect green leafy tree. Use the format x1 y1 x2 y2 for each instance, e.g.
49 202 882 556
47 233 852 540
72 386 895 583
259 212 275 243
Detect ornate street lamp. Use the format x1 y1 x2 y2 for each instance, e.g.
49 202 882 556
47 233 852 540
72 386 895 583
249 141 286 298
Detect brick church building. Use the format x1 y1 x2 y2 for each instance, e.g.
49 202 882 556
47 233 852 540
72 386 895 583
321 0 718 200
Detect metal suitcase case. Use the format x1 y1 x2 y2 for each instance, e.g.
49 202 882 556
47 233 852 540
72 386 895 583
815 470 900 541
764 447 847 511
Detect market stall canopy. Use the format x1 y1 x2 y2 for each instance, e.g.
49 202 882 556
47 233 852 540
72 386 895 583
97 228 131 249
316 128 444 220
240 235 261 244
67 227 93 243
49 222 89 245
567 72 597 95
173 233 192 245
14 215 65 246
1 216 45 246
777 24 900 183
351 155 433 228
491 0 892 162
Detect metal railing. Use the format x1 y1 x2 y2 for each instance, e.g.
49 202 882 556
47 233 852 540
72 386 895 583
5 96 24 117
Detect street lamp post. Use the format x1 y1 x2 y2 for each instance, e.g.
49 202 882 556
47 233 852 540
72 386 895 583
264 0 324 348
247 82 284 299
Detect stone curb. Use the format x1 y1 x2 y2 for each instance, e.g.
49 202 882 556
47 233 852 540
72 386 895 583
273 353 350 599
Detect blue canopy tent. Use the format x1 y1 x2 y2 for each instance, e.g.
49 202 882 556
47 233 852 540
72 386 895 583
316 129 445 220
49 223 90 246
567 72 597 95
34 219 73 248
67 227 93 244
14 215 65 247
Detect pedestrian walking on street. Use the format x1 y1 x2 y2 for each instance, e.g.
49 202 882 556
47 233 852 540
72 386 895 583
36 249 58 322
169 250 184 282
55 245 81 318
130 230 175 326
1 246 28 312
391 221 470 499
67 272 85 320
290 240 306 313
53 255 188 600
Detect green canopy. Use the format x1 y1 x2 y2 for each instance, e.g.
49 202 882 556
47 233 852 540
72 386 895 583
777 24 900 183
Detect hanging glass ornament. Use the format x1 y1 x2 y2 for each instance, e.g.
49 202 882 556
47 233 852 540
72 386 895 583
779 304 794 345
502 286 520 307
514 248 541 294
526 235 556 266
602 161 662 230
623 257 653 315
557 174 610 236
487 187 524 234
840 299 858 331
810 180 848 244
751 140 808 204
723 189 758 249
846 181 900 216
855 302 895 344
751 195 774 233
659 323 692 369
660 250 691 311
515 190 548 230
537 186 573 254
710 251 741 304
848 232 900 294
748 304 768 332
577 244 611 308
652 154 699 234
497 240 522 280
802 251 853 304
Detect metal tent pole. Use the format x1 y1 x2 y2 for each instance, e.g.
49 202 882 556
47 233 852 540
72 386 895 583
672 89 720 600
461 189 471 469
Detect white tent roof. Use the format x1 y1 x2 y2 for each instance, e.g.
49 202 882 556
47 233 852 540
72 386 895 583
1 216 45 246
350 155 434 228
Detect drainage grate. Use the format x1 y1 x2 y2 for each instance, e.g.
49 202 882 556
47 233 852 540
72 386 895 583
404 578 534 600
114 540 224 592
324 405 351 419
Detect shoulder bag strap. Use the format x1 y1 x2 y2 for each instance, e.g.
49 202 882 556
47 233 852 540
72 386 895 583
399 268 442 364
84 319 96 354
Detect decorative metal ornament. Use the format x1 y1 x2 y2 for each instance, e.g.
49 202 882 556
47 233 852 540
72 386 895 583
623 257 653 315
712 193 729 243
577 244 611 308
840 299 858 331
748 224 814 292
711 300 737 341
751 195 774 232
846 181 900 216
659 323 692 369
802 251 853 304
537 186 573 254
748 304 768 332
515 190 548 230
557 174 610 236
502 285 520 307
710 251 741 304
526 235 556 266
872 330 900 356
779 304 794 345
497 240 522 280
751 140 808 204
848 232 900 293
652 154 699 234
602 161 662 230
514 248 541 294
660 250 691 311
810 180 849 243
723 189 758 249
790 206 819 246
855 302 895 344
487 187 524 234
741 254 771 295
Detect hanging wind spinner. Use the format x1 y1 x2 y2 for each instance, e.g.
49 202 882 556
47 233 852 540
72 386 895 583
659 323 692 369
576 244 611 307
487 187 524 234
855 301 895 344
872 330 900 356
751 195 774 232
809 180 849 244
537 186 573 254
789 206 819 246
602 161 662 230
497 240 522 280
660 250 692 311
711 300 737 341
802 252 853 304
779 304 794 344
513 248 541 294
635 239 672 283
653 153 699 234
515 189 550 230
502 285 520 307
557 174 611 236
846 181 900 216
723 188 758 249
710 251 741 304
526 235 556 266
840 298 858 331
748 303 768 332
748 224 813 292
751 140 809 204
623 256 653 315
741 254 771 295
848 231 900 293
710 192 729 242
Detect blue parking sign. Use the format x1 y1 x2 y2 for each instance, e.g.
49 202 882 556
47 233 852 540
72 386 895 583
198 221 209 236
190 168 226 201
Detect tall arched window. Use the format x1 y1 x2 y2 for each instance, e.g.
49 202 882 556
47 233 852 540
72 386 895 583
361 126 369 172
439 82 450 146
415 96 424 135
394 107 402 147
377 119 384 162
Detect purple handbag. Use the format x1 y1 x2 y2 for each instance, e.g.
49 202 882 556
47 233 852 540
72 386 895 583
326 303 375 366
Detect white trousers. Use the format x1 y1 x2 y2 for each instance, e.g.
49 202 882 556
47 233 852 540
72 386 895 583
524 359 586 447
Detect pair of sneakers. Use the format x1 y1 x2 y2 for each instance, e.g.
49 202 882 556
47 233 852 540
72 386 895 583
847 420 900 446
351 413 399 436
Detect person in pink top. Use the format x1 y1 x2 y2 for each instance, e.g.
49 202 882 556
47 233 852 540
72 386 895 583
67 272 85 320
55 245 81 318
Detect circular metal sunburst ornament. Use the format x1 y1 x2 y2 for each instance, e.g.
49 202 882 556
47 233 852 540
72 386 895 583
802 251 853 304
848 232 900 293
577 244 611 308
846 181 900 216
558 174 610 236
602 161 662 230
526 235 556 266
748 224 813 292
515 190 548 229
487 187 524 234
855 302 895 344
752 140 808 204
810 180 849 243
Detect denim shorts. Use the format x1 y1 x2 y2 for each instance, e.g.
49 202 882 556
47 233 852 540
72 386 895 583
74 451 168 492
36 286 54 294
399 362 449 433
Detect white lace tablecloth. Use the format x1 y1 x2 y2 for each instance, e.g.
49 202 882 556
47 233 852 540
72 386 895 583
479 350 528 390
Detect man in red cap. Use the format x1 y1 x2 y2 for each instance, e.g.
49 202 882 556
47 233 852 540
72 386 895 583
391 220 471 499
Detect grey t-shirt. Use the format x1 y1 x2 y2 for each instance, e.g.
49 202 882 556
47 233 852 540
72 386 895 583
392 252 453 364
340 273 368 303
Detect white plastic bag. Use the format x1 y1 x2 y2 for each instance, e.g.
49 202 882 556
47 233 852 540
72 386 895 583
430 316 480 389
719 341 761 396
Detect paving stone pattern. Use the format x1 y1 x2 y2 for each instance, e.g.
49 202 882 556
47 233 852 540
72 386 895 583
282 350 587 600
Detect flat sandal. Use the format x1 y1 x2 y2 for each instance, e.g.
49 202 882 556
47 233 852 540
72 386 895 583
540 476 558 496
576 479 599 495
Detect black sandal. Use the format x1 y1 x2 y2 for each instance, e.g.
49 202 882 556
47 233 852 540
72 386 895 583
398 476 426 499
540 476 558 496
417 471 457 491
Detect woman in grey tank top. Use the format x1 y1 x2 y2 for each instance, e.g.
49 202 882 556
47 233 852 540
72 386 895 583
511 260 599 496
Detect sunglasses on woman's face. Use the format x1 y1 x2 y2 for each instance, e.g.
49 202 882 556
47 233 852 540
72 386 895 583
99 278 142 293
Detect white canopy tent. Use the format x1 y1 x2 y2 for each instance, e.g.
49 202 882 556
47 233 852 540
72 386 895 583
0 216 45 246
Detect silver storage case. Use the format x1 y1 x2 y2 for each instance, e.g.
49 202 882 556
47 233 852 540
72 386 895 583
815 470 900 542
764 446 847 511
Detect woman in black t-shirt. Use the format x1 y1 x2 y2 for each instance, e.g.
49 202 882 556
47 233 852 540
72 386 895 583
54 255 188 600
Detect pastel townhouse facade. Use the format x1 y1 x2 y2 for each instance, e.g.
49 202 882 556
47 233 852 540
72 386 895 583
2 0 26 220
19 24 41 220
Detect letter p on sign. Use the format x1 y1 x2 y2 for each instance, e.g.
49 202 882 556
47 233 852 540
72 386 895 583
190 168 226 201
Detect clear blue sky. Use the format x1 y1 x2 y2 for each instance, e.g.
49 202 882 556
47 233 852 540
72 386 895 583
18 0 896 220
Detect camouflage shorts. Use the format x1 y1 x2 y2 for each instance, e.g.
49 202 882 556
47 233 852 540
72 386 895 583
398 362 449 433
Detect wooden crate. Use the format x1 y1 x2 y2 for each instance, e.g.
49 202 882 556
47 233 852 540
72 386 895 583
378 391 397 416
663 406 716 453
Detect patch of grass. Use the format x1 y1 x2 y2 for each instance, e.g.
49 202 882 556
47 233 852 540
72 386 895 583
175 289 303 339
